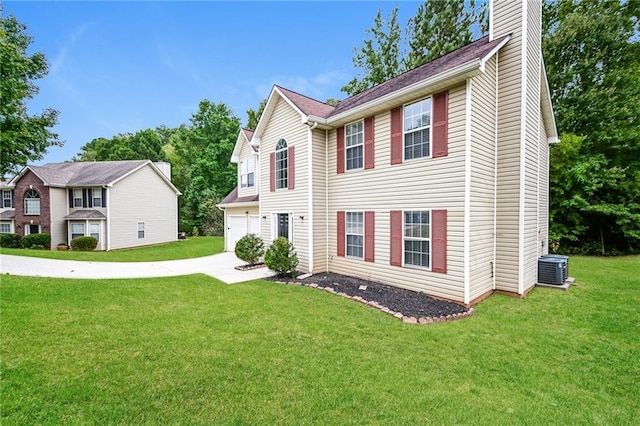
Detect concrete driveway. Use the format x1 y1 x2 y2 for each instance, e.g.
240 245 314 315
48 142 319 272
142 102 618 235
0 252 274 283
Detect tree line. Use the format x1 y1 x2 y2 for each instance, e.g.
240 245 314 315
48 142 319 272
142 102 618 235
2 1 638 252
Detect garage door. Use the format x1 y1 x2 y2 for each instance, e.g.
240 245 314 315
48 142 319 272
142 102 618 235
226 216 247 252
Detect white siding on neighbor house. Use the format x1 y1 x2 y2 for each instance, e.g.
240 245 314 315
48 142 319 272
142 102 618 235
224 206 259 252
311 127 328 273
49 187 68 248
237 137 258 199
107 164 178 250
468 56 498 302
326 84 469 303
259 96 310 271
494 0 525 293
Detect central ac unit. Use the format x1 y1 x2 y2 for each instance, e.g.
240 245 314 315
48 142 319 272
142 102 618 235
538 257 567 285
540 254 569 281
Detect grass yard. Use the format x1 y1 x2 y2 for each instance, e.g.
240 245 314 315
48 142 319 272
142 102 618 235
0 236 223 262
1 256 638 424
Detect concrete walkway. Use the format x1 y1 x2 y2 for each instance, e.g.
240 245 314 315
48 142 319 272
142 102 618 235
0 252 274 283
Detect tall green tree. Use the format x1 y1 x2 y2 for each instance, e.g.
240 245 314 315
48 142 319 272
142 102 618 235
246 98 267 131
0 13 61 175
341 6 404 96
544 0 640 253
405 0 486 70
75 128 167 162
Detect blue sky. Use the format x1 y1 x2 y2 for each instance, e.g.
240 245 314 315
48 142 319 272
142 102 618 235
4 1 423 165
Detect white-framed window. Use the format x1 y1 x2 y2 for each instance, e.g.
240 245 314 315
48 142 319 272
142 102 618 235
345 120 364 171
73 189 83 207
24 189 41 215
2 190 12 208
404 97 432 160
0 223 11 233
345 211 364 258
240 157 255 188
404 211 430 269
137 222 145 239
275 138 288 190
92 188 102 207
71 223 85 240
90 223 100 241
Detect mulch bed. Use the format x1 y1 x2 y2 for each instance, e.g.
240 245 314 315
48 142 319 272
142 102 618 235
267 272 473 324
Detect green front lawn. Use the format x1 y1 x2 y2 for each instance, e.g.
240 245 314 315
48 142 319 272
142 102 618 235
1 256 638 424
0 236 223 262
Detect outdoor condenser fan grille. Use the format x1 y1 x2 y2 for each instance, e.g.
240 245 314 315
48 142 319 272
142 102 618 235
538 257 567 285
540 254 569 281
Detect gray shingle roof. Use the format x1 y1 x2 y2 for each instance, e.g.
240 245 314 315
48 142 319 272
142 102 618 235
63 210 107 220
218 187 259 206
275 86 336 118
29 160 149 186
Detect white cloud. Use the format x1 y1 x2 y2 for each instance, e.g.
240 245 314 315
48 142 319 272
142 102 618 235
51 23 89 74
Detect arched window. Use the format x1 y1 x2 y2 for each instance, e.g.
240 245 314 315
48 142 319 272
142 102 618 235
275 138 288 189
24 189 40 215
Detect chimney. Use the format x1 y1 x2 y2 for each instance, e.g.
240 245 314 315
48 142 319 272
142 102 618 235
154 162 171 180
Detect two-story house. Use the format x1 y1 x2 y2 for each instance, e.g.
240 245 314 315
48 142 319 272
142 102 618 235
6 160 181 250
219 0 558 305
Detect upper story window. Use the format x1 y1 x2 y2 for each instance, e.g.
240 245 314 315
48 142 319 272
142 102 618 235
404 97 431 160
275 138 288 190
345 120 364 170
2 190 12 208
92 188 102 207
73 189 83 207
240 157 255 188
24 189 40 215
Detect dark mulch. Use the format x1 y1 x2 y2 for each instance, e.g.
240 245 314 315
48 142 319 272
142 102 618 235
268 272 470 319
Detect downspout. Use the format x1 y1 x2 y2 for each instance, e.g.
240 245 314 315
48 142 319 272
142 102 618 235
325 128 329 272
307 120 318 273
493 53 499 291
106 186 111 251
463 78 472 305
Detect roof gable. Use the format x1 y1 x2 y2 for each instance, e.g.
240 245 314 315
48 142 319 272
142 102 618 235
231 128 256 163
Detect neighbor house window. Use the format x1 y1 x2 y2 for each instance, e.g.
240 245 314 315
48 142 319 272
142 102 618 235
0 223 11 233
346 212 364 258
73 189 83 207
71 223 85 240
138 222 145 239
275 139 288 189
2 190 12 208
240 157 255 188
404 98 432 160
92 188 102 207
404 211 430 268
24 189 40 215
345 120 364 170
90 223 100 241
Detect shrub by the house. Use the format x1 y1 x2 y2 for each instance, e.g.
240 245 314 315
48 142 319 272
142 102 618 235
71 236 98 251
0 233 22 248
22 233 51 250
264 237 298 279
235 233 265 265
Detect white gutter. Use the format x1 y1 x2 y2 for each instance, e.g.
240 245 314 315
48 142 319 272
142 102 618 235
106 187 111 251
518 0 528 295
325 128 329 272
493 53 499 291
307 120 318 273
463 78 472 305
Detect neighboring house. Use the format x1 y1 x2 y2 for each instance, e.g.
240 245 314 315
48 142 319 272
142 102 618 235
219 0 558 305
0 178 16 234
6 160 181 250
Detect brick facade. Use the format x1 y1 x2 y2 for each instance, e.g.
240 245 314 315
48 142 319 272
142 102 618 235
14 170 51 237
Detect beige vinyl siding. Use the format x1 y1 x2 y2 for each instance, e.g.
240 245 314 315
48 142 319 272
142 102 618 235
108 165 178 250
311 127 328 273
237 138 258 199
327 84 468 302
494 0 524 293
539 119 549 257
468 56 498 301
259 97 310 271
49 187 68 248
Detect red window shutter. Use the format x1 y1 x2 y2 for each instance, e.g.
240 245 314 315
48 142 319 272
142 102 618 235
390 107 403 165
337 211 345 257
288 146 295 190
432 209 447 273
432 91 449 158
365 211 375 262
364 116 375 169
337 126 345 174
390 210 402 266
269 152 275 192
